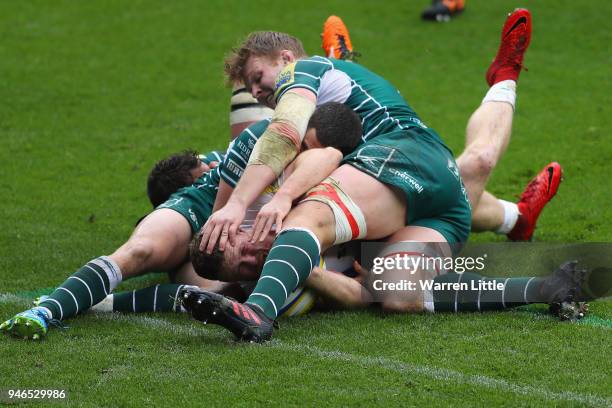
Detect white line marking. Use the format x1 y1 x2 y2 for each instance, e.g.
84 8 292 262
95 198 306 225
1 292 610 405
277 343 612 407
0 293 29 306
84 264 108 296
524 277 536 304
263 260 300 288
501 278 510 308
69 276 93 307
269 244 313 272
249 293 278 316
58 287 79 313
45 298 64 320
260 276 288 298
153 284 159 313
454 272 464 313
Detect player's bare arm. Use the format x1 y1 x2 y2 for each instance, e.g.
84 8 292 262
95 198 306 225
251 146 343 243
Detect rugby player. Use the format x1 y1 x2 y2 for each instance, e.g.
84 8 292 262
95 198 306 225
0 103 362 340
189 232 590 319
192 32 472 342
186 9 562 342
228 14 560 242
322 13 561 241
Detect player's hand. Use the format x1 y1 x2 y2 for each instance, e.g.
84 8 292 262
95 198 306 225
199 200 247 253
199 161 218 174
250 193 292 243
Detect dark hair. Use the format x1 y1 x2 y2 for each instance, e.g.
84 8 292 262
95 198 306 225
147 150 200 207
307 102 362 155
189 233 225 280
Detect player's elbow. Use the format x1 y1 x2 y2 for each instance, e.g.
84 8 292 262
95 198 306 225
325 147 344 166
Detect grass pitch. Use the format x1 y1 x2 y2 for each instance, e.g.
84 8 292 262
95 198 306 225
1 0 611 406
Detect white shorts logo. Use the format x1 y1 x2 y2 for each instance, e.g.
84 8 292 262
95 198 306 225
159 197 183 208
188 208 198 227
388 168 424 194
447 158 460 180
353 145 395 177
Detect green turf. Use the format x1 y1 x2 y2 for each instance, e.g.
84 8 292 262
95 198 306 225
0 0 611 406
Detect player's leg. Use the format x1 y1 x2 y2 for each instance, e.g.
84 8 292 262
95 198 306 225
89 260 224 314
180 164 407 341
110 209 193 278
374 227 589 319
457 99 514 210
471 190 511 232
91 283 190 314
0 206 199 339
2 149 223 339
428 261 589 320
375 226 451 314
457 9 532 234
242 164 406 318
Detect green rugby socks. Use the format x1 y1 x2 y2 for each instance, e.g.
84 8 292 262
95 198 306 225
38 256 122 320
110 284 187 313
431 272 545 312
246 228 320 319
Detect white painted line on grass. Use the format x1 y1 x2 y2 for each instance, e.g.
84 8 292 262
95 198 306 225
276 343 612 407
0 293 29 306
92 313 211 338
1 292 611 406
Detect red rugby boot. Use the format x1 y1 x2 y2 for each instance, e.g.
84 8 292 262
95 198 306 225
486 8 532 86
508 162 563 241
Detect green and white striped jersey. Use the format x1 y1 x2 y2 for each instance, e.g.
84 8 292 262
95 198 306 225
219 118 271 188
274 56 429 144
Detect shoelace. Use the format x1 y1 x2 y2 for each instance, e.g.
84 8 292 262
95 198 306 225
48 318 69 330
31 308 69 330
336 35 361 62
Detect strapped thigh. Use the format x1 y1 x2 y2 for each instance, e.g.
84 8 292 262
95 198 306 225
300 177 367 245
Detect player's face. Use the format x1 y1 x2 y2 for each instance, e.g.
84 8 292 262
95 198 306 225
302 127 324 151
243 52 292 108
222 229 275 280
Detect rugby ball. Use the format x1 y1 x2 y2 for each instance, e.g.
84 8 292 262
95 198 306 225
278 285 317 317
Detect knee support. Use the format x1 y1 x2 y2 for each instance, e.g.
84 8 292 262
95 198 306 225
300 177 367 245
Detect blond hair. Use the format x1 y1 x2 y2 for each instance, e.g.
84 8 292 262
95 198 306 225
224 31 307 85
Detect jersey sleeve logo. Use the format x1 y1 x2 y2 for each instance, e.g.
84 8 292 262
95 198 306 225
274 62 296 98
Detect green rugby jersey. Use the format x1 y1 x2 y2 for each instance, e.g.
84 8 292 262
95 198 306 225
274 56 429 143
198 150 225 166
219 118 270 187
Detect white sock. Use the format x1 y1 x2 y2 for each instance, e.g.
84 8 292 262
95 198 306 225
482 80 517 110
89 294 114 313
496 199 520 234
90 256 123 291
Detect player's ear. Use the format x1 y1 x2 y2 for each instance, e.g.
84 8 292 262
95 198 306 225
280 49 295 64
